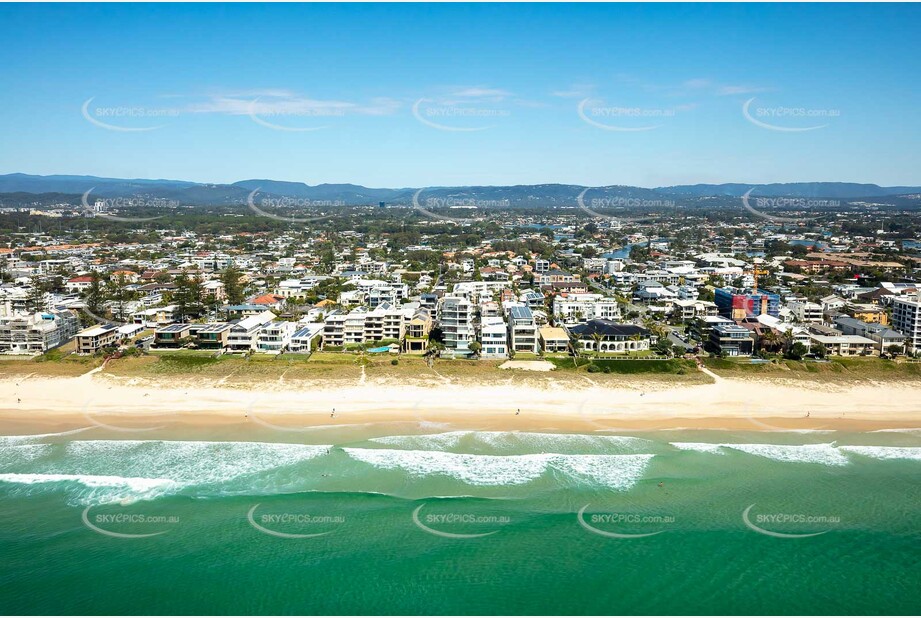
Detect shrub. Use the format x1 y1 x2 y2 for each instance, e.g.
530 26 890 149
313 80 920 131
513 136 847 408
391 359 399 365
587 364 602 373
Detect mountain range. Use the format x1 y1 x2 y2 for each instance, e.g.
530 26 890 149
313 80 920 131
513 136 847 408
1 173 919 207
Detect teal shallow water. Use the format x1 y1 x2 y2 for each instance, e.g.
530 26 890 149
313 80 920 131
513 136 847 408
0 426 919 615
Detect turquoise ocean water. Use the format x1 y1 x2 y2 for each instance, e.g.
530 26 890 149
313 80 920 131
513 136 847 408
1 424 919 615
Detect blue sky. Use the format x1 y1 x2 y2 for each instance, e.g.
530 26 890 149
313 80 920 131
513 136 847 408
1 3 919 188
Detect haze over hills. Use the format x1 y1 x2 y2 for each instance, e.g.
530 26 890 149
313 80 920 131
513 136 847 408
1 173 920 207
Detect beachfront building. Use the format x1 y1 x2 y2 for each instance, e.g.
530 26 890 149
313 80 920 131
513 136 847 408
891 295 921 354
196 323 232 350
834 316 906 353
257 321 298 353
438 296 475 352
227 310 277 353
290 323 324 353
403 308 433 354
479 316 509 359
808 333 877 356
154 323 194 348
507 305 539 355
0 311 80 355
708 323 755 357
538 326 570 353
568 319 651 354
75 323 120 355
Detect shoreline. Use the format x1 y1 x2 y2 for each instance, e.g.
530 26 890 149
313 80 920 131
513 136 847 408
1 373 920 436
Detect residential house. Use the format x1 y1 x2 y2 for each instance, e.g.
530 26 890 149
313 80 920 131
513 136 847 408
75 324 120 354
227 310 277 353
539 326 569 353
479 316 509 359
568 319 651 354
708 323 755 357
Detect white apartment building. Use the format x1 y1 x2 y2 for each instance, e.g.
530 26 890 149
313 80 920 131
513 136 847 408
507 305 538 354
892 294 921 354
438 296 475 351
788 299 824 324
321 303 406 348
227 310 277 352
451 281 509 304
479 316 509 358
0 311 79 355
257 321 298 353
553 293 621 324
290 323 324 353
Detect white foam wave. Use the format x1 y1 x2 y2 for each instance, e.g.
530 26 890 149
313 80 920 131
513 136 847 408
0 443 53 469
369 431 651 454
722 443 849 466
670 442 726 455
0 473 178 504
60 440 331 486
344 448 652 489
669 442 849 466
0 428 90 444
839 446 921 461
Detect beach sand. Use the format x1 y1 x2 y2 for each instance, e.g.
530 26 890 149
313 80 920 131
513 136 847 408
1 369 920 436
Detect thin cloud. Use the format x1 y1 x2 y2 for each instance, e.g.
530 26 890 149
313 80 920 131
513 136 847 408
716 84 771 96
182 92 401 116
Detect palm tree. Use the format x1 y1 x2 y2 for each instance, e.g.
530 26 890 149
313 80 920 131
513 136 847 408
591 332 604 356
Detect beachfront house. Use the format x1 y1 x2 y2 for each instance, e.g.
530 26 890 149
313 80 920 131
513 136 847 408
227 310 277 353
708 323 755 357
290 323 324 353
154 323 194 348
479 316 509 359
507 305 539 355
75 323 120 355
538 326 570 353
257 321 298 353
567 319 651 354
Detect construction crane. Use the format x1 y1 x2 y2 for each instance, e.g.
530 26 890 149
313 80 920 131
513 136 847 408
749 267 769 295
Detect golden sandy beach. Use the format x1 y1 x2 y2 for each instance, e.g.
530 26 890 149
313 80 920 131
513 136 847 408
2 368 920 435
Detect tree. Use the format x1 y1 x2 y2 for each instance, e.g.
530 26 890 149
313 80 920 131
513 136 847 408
468 341 482 357
85 272 105 315
785 342 809 361
221 266 246 305
25 275 47 313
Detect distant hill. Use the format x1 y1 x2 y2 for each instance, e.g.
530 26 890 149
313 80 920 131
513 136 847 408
660 182 921 199
1 173 919 207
